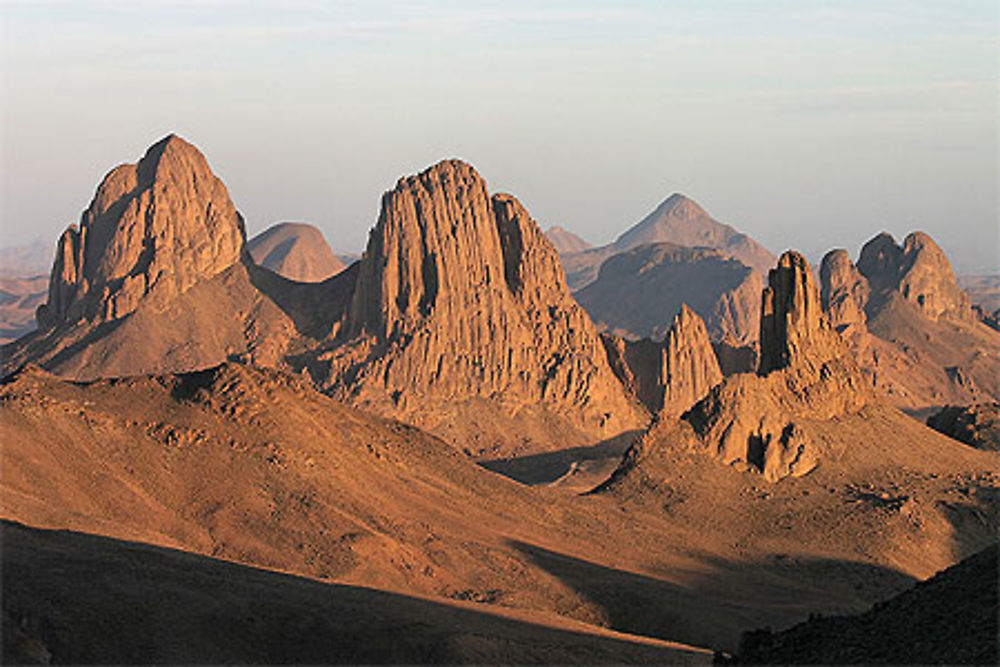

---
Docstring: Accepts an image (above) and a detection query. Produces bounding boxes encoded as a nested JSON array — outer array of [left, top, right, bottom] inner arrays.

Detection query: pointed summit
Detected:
[[326, 158, 646, 455], [600, 304, 723, 416], [611, 193, 775, 275], [661, 304, 724, 417], [37, 134, 245, 327]]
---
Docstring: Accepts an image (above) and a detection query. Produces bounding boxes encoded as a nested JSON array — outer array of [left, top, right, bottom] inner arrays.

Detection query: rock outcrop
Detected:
[[317, 160, 646, 454], [37, 135, 246, 327], [248, 222, 346, 282], [575, 243, 763, 347], [927, 403, 1000, 452], [2, 135, 350, 381], [544, 225, 593, 255], [609, 251, 870, 482], [759, 252, 845, 377], [819, 248, 869, 334], [857, 232, 972, 322], [818, 233, 1000, 411], [602, 305, 723, 416]]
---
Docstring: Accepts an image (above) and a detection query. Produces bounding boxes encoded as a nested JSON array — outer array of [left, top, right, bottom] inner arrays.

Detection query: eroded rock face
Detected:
[[680, 251, 868, 482], [324, 160, 646, 443], [820, 249, 870, 334], [857, 231, 972, 322], [601, 305, 723, 416], [759, 251, 844, 377], [661, 305, 725, 417], [817, 232, 999, 412], [37, 135, 245, 327]]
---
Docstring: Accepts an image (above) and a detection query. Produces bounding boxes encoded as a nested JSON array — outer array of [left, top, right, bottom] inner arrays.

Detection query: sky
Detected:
[[1, 0, 997, 273]]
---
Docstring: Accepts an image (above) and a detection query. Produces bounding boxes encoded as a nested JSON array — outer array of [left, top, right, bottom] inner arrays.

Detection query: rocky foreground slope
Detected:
[[2, 360, 996, 660], [737, 544, 998, 665]]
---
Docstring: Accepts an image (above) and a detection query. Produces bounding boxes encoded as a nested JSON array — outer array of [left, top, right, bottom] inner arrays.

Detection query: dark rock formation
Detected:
[[927, 403, 1000, 451]]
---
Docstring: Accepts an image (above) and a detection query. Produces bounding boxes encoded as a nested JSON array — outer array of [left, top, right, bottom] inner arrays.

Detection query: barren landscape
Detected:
[[0, 131, 996, 665], [2, 3, 998, 664]]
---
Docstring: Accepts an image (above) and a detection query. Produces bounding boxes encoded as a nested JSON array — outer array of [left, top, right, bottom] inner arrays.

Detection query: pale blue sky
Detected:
[[2, 1, 997, 272]]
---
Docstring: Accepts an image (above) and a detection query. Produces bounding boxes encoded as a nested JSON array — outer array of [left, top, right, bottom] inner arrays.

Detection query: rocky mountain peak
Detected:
[[601, 304, 723, 417], [759, 251, 839, 375], [37, 134, 245, 327], [661, 304, 724, 417], [819, 248, 870, 333], [856, 231, 970, 322], [329, 159, 646, 448]]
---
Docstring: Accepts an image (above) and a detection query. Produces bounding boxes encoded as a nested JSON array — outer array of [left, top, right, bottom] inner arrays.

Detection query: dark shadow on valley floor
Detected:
[[0, 520, 706, 665], [479, 430, 642, 486], [510, 540, 917, 653]]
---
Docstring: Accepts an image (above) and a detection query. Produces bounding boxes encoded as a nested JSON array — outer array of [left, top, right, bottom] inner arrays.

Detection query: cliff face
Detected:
[[819, 248, 869, 334], [611, 251, 871, 482], [38, 135, 246, 328], [3, 136, 352, 381], [602, 305, 723, 417], [818, 233, 1000, 411], [321, 160, 646, 452], [857, 232, 972, 322]]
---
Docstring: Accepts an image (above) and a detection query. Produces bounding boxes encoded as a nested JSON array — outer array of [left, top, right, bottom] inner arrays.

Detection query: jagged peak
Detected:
[[759, 250, 837, 375]]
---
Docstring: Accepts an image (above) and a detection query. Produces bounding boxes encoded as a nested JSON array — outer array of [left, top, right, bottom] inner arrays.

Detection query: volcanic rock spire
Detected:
[[37, 134, 246, 327], [327, 159, 646, 448]]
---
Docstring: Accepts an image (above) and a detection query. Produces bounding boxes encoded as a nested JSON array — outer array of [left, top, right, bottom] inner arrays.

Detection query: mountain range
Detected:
[[1, 134, 996, 664]]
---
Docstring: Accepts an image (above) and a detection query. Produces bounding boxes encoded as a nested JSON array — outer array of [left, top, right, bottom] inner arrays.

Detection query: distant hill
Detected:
[[574, 242, 763, 346], [0, 275, 46, 344], [545, 226, 593, 254], [0, 238, 51, 278], [248, 222, 346, 283], [559, 194, 774, 291]]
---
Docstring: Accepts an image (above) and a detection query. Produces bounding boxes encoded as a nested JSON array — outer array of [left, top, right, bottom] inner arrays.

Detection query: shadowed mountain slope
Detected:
[[1, 520, 709, 665], [737, 544, 998, 665], [575, 242, 764, 346]]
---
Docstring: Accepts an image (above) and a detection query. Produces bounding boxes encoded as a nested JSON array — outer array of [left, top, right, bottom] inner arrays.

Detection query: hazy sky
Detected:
[[2, 1, 997, 272]]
